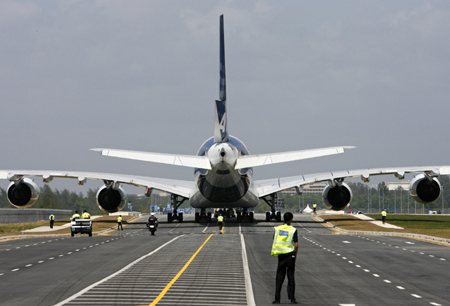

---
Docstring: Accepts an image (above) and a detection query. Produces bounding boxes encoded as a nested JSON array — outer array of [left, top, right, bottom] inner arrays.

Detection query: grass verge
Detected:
[[319, 214, 450, 239], [0, 216, 135, 237]]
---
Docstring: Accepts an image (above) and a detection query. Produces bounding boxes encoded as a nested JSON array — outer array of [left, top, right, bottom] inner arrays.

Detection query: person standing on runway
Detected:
[[271, 212, 298, 304], [49, 212, 55, 228], [117, 215, 123, 231], [381, 209, 387, 224]]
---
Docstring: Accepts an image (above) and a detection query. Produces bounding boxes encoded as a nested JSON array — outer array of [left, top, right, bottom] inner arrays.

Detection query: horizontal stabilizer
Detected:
[[235, 146, 355, 169], [91, 148, 212, 170]]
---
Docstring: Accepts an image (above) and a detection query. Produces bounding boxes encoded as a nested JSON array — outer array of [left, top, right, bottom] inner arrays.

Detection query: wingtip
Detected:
[[90, 148, 103, 153]]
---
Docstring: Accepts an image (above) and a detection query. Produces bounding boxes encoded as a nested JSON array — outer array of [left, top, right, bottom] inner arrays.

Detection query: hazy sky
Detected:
[[1, 1, 450, 194]]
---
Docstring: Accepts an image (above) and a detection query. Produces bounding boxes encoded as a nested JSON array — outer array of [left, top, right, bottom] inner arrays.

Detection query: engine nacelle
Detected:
[[7, 178, 39, 208], [322, 182, 352, 211], [409, 174, 441, 204], [96, 185, 127, 213]]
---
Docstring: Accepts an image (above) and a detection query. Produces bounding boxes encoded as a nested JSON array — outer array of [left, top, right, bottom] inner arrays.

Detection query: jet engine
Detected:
[[7, 178, 39, 208], [322, 182, 352, 211], [96, 185, 127, 213], [409, 174, 441, 204]]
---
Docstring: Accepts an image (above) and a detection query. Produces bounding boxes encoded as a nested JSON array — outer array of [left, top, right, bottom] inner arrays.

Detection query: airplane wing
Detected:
[[253, 166, 450, 197], [235, 146, 355, 169], [0, 170, 196, 198], [91, 148, 211, 170]]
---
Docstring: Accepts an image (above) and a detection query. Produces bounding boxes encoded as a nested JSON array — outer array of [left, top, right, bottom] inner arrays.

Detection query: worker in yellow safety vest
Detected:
[[217, 214, 224, 233], [82, 210, 91, 219], [49, 212, 55, 228], [117, 215, 123, 231], [381, 209, 387, 224], [313, 203, 317, 214], [72, 211, 80, 221], [271, 212, 298, 304]]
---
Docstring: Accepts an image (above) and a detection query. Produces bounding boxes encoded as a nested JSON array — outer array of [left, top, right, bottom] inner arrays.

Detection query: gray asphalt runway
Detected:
[[0, 213, 449, 305]]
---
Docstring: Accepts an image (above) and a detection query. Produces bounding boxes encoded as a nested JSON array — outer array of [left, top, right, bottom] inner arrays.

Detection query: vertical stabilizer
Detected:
[[214, 15, 229, 143]]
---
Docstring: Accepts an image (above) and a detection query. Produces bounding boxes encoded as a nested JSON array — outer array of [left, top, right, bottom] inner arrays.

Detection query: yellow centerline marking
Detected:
[[147, 234, 214, 306]]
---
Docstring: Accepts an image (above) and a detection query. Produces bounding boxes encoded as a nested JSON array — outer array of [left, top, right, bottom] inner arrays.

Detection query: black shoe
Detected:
[[272, 300, 280, 304], [290, 299, 297, 304]]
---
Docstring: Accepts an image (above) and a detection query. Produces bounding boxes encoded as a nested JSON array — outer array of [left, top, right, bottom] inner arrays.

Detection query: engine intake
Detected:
[[7, 178, 39, 208], [409, 174, 441, 204], [96, 185, 127, 213], [322, 182, 352, 211]]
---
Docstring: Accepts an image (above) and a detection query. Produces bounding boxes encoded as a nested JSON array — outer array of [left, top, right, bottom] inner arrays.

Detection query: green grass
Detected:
[[320, 214, 450, 240]]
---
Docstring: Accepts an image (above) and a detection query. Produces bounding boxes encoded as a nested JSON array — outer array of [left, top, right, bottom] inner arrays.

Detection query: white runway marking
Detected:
[[241, 234, 256, 306], [53, 236, 182, 306], [202, 223, 210, 233], [396, 286, 405, 290], [411, 294, 422, 298]]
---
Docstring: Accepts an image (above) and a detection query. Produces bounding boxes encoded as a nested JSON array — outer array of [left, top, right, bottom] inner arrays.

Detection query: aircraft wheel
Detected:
[[195, 212, 200, 223], [249, 212, 254, 223], [266, 211, 270, 222], [168, 213, 173, 223], [276, 211, 281, 222], [207, 212, 212, 223], [179, 213, 183, 223]]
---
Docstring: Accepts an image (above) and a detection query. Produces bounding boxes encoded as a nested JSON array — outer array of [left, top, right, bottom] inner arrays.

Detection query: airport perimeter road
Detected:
[[1, 213, 450, 305]]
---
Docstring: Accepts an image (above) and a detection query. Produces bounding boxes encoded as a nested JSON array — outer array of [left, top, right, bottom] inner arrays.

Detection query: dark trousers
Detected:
[[50, 220, 54, 228], [382, 216, 386, 224], [218, 222, 223, 230], [118, 222, 123, 230], [275, 252, 296, 301]]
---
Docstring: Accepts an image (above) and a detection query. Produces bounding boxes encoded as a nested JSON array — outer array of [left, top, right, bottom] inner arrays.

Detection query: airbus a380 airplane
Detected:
[[2, 15, 449, 223]]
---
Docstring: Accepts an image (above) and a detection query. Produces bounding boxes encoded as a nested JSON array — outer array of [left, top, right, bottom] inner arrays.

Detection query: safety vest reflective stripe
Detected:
[[382, 211, 387, 216], [271, 225, 296, 257], [218, 216, 223, 222], [118, 217, 122, 222]]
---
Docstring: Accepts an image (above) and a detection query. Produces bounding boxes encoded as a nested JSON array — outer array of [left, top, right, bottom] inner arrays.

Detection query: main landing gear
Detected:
[[236, 208, 254, 223], [167, 195, 187, 223], [195, 208, 212, 223], [262, 193, 282, 222]]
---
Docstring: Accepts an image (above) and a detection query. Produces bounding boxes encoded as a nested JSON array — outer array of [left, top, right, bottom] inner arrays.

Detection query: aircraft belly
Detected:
[[190, 188, 258, 209]]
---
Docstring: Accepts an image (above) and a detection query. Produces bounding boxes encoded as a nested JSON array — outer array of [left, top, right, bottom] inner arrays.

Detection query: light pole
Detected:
[[442, 185, 444, 214]]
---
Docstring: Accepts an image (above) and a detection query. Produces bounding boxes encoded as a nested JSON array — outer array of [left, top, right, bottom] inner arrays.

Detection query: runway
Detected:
[[0, 213, 449, 305]]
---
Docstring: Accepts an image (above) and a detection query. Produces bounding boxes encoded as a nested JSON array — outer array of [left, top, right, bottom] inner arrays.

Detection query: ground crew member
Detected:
[[49, 212, 55, 228], [313, 203, 317, 214], [218, 214, 224, 233], [271, 212, 298, 304], [117, 215, 123, 231], [72, 210, 80, 221], [82, 210, 91, 219], [382, 209, 387, 224]]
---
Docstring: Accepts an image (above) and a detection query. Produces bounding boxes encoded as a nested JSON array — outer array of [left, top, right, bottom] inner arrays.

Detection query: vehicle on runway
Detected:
[[71, 219, 92, 237], [1, 16, 449, 223]]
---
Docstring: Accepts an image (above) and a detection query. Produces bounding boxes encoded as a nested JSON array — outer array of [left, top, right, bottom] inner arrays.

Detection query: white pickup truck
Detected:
[[71, 219, 93, 237]]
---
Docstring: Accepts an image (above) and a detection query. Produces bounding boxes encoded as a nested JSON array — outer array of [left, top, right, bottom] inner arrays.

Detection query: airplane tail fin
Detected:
[[214, 15, 229, 143]]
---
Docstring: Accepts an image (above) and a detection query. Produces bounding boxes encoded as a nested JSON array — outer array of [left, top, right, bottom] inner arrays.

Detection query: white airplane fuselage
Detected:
[[190, 136, 259, 208]]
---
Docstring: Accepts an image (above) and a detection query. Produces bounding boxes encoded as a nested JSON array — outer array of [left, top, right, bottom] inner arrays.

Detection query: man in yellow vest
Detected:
[[72, 211, 80, 221], [217, 214, 224, 233], [313, 203, 317, 214], [382, 209, 387, 224], [117, 215, 123, 231], [271, 212, 298, 304], [49, 212, 55, 228], [82, 210, 91, 219]]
